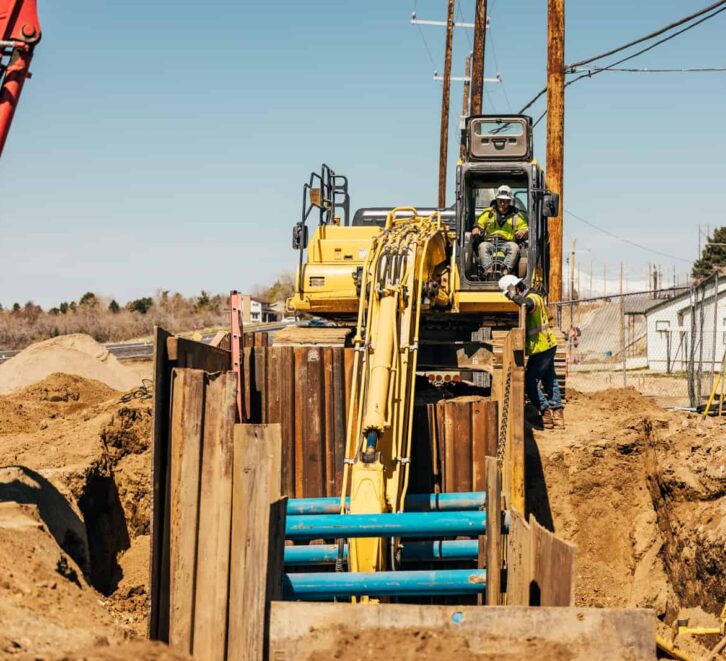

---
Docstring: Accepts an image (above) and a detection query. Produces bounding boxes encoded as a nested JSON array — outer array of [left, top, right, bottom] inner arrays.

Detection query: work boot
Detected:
[[541, 408, 554, 430], [552, 408, 565, 429]]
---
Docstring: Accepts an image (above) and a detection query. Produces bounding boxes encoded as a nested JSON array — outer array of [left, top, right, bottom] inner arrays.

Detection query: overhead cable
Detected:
[[570, 65, 726, 73], [565, 210, 693, 264], [518, 1, 726, 114]]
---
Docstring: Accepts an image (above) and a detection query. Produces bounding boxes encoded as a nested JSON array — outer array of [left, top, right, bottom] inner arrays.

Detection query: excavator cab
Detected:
[[456, 115, 558, 295]]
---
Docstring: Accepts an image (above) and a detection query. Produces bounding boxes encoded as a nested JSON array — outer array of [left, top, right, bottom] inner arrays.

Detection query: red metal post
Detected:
[[230, 290, 247, 422]]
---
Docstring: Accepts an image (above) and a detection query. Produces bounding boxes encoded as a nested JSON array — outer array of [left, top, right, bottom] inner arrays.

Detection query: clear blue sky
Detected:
[[1, 0, 724, 307]]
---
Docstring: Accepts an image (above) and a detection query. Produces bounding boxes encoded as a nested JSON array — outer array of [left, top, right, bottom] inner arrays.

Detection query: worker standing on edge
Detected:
[[499, 275, 564, 429], [472, 185, 528, 274]]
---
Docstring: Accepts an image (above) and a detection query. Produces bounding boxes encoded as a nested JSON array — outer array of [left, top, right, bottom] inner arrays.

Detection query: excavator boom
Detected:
[[0, 0, 40, 156], [341, 208, 452, 575]]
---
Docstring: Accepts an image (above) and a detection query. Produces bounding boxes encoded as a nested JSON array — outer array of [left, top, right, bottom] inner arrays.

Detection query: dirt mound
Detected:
[[0, 334, 139, 395], [0, 373, 118, 435], [530, 388, 725, 656]]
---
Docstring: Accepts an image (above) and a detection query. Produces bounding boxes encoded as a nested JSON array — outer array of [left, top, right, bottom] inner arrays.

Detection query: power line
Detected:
[[568, 0, 726, 69], [571, 65, 726, 73], [565, 209, 693, 263], [519, 1, 726, 114], [457, 0, 473, 50], [486, 8, 513, 112], [413, 0, 439, 71], [566, 4, 726, 83]]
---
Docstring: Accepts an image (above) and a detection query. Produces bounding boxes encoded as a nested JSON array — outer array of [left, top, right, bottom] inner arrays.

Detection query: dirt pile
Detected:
[[529, 387, 725, 653], [0, 334, 140, 395], [0, 373, 159, 657]]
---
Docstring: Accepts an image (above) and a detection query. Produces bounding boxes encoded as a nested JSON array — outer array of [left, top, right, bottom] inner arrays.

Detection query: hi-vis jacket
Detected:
[[525, 292, 557, 356], [476, 207, 528, 241]]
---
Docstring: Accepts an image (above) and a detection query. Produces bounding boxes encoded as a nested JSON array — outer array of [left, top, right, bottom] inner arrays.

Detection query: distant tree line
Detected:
[[0, 272, 295, 350]]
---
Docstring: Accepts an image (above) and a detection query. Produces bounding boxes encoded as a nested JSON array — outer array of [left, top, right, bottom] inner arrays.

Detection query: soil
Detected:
[[0, 334, 140, 395], [0, 352, 723, 657], [0, 371, 167, 658], [528, 387, 725, 658]]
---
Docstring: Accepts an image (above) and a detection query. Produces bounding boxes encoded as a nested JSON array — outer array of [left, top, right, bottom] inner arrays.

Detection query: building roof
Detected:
[[644, 278, 726, 317]]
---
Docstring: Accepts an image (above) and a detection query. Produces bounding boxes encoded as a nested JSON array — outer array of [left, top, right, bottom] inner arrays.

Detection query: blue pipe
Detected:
[[285, 544, 344, 565], [285, 511, 486, 540], [287, 492, 487, 516], [284, 540, 479, 566], [402, 539, 479, 561], [283, 569, 487, 600]]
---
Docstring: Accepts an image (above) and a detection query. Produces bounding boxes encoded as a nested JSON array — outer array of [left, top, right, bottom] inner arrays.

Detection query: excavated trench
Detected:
[[642, 418, 726, 618], [77, 464, 130, 595], [529, 389, 726, 629]]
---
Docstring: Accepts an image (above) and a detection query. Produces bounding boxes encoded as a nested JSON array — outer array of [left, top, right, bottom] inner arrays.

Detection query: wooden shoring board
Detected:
[[278, 347, 296, 497], [434, 397, 497, 493], [531, 515, 576, 607], [149, 328, 231, 642], [293, 348, 306, 496], [245, 345, 351, 498], [191, 372, 237, 660], [501, 328, 525, 514], [485, 457, 502, 606], [254, 344, 268, 422], [228, 423, 284, 661], [504, 509, 533, 606], [167, 336, 230, 371], [268, 603, 657, 660], [149, 326, 172, 640], [331, 348, 347, 496], [301, 346, 325, 497], [168, 368, 205, 654]]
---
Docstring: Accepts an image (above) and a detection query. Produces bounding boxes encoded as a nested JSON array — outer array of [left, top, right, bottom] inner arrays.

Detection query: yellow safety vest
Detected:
[[525, 292, 557, 356], [476, 208, 528, 241]]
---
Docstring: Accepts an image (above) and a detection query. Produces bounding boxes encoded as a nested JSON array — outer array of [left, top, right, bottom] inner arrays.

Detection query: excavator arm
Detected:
[[340, 207, 453, 575], [0, 0, 40, 157]]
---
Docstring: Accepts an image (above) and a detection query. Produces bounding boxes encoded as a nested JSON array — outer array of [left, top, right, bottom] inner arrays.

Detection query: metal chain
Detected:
[[496, 364, 512, 468]]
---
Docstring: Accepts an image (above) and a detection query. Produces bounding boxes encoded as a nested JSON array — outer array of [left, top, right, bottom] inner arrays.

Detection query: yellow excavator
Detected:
[[288, 114, 560, 581]]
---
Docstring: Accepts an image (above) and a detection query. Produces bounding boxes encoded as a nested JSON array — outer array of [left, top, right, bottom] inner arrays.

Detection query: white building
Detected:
[[241, 295, 281, 324], [645, 278, 726, 373]]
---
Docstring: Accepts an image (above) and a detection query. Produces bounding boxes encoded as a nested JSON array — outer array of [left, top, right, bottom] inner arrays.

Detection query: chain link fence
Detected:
[[554, 272, 725, 409]]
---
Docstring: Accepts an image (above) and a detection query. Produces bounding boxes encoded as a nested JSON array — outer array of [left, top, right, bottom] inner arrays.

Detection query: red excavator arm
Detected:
[[0, 0, 40, 157]]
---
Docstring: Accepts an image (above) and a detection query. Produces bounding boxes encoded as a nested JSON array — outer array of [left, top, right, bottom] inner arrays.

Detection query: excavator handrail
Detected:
[[384, 206, 439, 229]]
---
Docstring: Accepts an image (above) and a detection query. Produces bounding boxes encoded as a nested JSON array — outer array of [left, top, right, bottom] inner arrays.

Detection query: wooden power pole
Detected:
[[470, 0, 488, 115], [460, 54, 472, 160], [438, 0, 456, 209], [546, 0, 565, 301]]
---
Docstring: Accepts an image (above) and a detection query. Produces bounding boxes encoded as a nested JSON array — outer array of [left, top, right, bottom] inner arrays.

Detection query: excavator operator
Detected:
[[499, 274, 564, 430], [471, 185, 528, 275]]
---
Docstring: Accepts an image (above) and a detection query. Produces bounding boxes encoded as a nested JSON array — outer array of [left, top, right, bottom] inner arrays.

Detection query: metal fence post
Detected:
[[620, 264, 626, 387], [710, 273, 719, 396]]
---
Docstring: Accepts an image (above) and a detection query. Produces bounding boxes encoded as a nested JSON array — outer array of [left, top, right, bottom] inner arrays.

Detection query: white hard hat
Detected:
[[498, 274, 522, 293], [495, 185, 513, 201]]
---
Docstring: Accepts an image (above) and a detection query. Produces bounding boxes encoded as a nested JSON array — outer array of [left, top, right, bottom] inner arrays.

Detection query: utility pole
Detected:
[[570, 239, 576, 300], [438, 0, 456, 209], [589, 257, 593, 299], [546, 0, 565, 301], [460, 54, 472, 160], [470, 0, 488, 115], [603, 264, 607, 298]]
